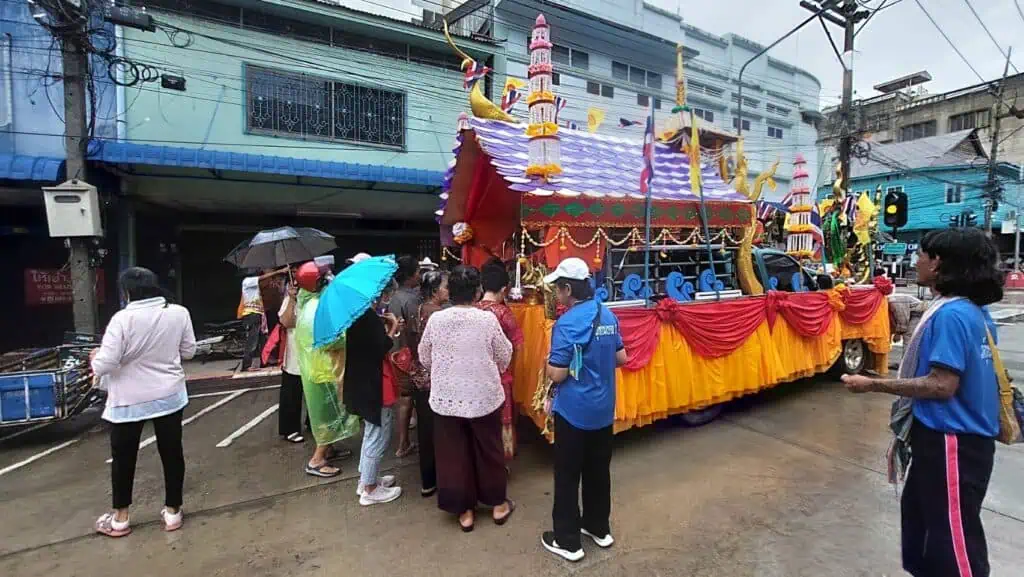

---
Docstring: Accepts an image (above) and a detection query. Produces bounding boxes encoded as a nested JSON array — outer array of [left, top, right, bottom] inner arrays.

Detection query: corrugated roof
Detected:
[[0, 153, 63, 182], [91, 141, 444, 187], [851, 129, 985, 179], [437, 117, 747, 218]]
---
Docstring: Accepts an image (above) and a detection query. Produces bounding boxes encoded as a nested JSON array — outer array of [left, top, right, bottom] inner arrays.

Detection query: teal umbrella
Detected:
[[313, 255, 397, 349]]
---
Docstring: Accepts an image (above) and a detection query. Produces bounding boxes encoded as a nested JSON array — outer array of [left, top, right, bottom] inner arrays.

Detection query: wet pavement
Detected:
[[2, 360, 1023, 575]]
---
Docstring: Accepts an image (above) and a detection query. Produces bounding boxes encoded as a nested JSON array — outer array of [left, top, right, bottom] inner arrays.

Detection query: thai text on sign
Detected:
[[24, 269, 106, 306]]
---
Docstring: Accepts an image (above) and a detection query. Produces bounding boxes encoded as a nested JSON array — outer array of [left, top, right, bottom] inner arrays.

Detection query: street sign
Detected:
[[882, 243, 908, 256]]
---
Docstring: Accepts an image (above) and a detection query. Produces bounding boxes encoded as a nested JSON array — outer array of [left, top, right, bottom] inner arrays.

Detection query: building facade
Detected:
[[815, 130, 1023, 270], [492, 0, 824, 202], [819, 72, 1024, 184]]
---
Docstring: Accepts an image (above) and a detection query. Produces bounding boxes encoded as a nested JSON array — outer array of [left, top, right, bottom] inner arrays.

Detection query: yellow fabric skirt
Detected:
[[511, 298, 890, 434]]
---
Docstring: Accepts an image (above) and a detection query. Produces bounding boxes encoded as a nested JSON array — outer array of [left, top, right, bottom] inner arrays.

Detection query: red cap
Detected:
[[295, 262, 321, 292]]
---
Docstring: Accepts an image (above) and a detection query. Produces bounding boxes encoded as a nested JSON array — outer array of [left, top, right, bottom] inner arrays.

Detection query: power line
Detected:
[[913, 0, 985, 83], [961, 0, 1019, 74]]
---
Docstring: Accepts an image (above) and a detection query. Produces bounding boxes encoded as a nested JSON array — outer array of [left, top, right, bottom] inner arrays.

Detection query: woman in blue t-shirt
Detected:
[[842, 227, 1003, 577], [540, 258, 627, 563]]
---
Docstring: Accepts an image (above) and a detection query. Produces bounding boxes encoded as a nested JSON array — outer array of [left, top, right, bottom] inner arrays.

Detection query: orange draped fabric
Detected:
[[511, 288, 890, 435]]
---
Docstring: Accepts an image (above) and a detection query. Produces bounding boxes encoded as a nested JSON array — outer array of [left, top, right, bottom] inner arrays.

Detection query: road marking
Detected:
[[0, 421, 55, 444], [105, 390, 247, 464], [216, 404, 280, 448], [0, 439, 79, 477], [189, 384, 280, 399]]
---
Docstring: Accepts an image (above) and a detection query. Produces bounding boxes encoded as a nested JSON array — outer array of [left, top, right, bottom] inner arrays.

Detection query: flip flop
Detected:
[[395, 441, 418, 458], [95, 513, 131, 538], [305, 463, 341, 478], [493, 499, 516, 526], [284, 433, 305, 444], [160, 507, 183, 532]]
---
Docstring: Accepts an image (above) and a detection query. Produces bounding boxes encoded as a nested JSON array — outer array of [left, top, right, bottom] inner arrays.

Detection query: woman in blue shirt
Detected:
[[843, 228, 1003, 577], [540, 258, 627, 562]]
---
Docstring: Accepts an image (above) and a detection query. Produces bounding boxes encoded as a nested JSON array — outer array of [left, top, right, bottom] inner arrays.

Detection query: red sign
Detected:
[[24, 269, 106, 306], [1007, 271, 1024, 290]]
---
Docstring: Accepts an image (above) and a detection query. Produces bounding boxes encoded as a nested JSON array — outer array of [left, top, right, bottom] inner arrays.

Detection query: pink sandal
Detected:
[[161, 507, 183, 532], [95, 513, 131, 538]]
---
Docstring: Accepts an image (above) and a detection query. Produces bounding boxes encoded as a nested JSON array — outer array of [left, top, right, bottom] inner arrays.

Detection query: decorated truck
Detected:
[[436, 16, 891, 433]]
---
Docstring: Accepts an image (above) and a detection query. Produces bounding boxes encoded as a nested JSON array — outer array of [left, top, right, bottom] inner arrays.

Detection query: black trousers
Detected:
[[240, 313, 262, 370], [278, 371, 304, 437], [552, 413, 613, 551], [902, 421, 995, 577], [110, 410, 185, 509], [412, 388, 436, 490]]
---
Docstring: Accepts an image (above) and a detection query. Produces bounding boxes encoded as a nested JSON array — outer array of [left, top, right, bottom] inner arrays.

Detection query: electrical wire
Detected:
[[913, 0, 985, 83], [960, 0, 1019, 74]]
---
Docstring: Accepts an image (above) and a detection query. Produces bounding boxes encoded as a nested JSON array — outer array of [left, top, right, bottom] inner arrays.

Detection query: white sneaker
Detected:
[[356, 475, 397, 496], [581, 528, 614, 548], [359, 484, 402, 506]]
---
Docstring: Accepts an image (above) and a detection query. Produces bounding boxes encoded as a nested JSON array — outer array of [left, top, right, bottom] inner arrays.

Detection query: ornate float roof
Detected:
[[438, 117, 749, 218]]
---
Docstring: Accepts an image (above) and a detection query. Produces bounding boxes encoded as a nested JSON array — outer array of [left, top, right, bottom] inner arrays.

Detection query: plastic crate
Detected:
[[0, 372, 58, 423]]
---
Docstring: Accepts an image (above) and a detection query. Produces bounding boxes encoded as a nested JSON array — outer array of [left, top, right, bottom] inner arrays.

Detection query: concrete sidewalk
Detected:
[[184, 359, 281, 384]]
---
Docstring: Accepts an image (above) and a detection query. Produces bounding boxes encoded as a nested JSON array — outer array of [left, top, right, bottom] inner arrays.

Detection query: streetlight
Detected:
[[736, 0, 841, 138]]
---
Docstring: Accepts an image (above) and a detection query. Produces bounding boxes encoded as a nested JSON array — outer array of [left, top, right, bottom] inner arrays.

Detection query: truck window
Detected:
[[762, 252, 803, 292]]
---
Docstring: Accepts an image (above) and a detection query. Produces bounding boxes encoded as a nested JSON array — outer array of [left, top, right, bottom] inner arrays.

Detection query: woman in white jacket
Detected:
[[91, 267, 196, 537]]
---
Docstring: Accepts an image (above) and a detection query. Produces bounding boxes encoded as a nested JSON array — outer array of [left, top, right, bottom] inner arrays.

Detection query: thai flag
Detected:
[[810, 203, 825, 257], [780, 189, 795, 209], [842, 194, 858, 222], [619, 117, 642, 128], [639, 112, 655, 195], [555, 96, 568, 121], [501, 87, 521, 113], [757, 200, 789, 221], [463, 61, 489, 89]]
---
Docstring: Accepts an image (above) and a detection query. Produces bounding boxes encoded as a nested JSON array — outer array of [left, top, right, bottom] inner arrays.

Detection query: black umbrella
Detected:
[[224, 226, 336, 270]]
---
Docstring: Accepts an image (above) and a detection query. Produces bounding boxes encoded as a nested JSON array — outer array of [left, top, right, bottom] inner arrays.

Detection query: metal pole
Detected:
[[1016, 163, 1022, 270], [737, 1, 840, 137], [985, 48, 1012, 236], [643, 104, 654, 306]]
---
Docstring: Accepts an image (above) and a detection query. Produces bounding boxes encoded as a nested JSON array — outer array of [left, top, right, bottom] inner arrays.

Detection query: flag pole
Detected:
[[643, 103, 654, 307], [691, 111, 719, 299]]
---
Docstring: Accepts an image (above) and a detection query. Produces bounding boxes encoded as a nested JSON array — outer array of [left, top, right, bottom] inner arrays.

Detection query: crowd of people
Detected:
[[86, 227, 1012, 573], [87, 251, 627, 562]]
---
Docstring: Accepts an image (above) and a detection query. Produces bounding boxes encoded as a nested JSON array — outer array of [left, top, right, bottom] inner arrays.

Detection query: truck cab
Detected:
[[750, 248, 823, 293]]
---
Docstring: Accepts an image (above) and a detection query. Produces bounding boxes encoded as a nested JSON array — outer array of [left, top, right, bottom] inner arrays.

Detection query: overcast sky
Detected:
[[663, 0, 1024, 107]]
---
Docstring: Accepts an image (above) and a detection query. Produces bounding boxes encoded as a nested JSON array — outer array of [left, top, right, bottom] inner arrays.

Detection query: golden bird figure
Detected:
[[444, 20, 517, 124]]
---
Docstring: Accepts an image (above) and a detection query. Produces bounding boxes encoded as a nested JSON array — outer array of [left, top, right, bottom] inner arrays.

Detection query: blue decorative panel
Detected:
[[665, 272, 695, 302], [621, 274, 652, 300]]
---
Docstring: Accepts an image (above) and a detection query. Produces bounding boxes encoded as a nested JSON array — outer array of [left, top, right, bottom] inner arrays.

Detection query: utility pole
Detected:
[[985, 48, 1013, 237], [802, 1, 869, 200]]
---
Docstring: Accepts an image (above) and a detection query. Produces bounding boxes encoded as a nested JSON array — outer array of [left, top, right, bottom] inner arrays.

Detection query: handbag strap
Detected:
[[984, 327, 1012, 396]]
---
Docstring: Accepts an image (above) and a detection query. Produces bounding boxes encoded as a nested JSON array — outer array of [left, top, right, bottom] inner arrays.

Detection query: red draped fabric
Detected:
[[765, 291, 834, 337], [613, 288, 887, 366], [839, 288, 884, 325], [616, 298, 768, 367]]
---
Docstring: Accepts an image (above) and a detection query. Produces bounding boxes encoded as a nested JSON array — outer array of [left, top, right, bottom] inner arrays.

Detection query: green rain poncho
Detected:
[[295, 288, 361, 446]]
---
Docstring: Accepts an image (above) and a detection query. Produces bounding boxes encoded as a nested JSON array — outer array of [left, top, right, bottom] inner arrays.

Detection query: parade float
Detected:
[[438, 16, 891, 434]]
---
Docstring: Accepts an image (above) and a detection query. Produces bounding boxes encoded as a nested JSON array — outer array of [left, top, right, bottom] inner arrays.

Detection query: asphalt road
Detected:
[[1, 341, 1023, 575]]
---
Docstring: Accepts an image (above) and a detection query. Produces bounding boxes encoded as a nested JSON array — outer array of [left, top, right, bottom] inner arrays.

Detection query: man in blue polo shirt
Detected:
[[843, 227, 1003, 577], [540, 258, 627, 562]]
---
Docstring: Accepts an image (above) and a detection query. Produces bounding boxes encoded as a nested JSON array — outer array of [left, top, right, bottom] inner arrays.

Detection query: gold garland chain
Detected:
[[520, 226, 742, 252]]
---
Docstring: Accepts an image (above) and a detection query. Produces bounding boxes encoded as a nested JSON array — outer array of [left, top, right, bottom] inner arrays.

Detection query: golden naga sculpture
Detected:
[[443, 20, 517, 123], [734, 142, 780, 296]]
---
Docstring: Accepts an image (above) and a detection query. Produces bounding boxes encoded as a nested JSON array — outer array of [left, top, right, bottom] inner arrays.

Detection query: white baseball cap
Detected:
[[418, 257, 438, 270], [543, 257, 591, 284], [346, 252, 371, 264]]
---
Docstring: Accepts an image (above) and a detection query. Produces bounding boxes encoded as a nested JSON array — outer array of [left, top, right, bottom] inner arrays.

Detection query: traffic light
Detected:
[[883, 189, 908, 228]]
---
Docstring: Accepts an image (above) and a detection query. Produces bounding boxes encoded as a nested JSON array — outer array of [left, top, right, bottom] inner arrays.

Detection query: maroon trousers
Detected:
[[433, 408, 507, 514]]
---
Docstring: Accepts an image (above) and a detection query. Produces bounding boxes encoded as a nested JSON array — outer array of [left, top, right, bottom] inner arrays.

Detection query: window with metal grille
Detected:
[[600, 84, 614, 98], [694, 108, 714, 123], [637, 94, 649, 107], [732, 117, 751, 131], [948, 110, 990, 132], [586, 81, 600, 95], [766, 103, 790, 117], [767, 126, 784, 139], [246, 65, 405, 148], [612, 62, 629, 81]]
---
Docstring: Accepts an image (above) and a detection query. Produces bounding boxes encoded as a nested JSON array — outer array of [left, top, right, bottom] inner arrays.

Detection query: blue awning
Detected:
[[89, 140, 445, 187], [0, 153, 63, 182]]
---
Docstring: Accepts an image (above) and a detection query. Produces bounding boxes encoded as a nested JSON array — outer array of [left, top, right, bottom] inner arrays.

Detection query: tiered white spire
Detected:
[[785, 154, 815, 259], [525, 14, 561, 179]]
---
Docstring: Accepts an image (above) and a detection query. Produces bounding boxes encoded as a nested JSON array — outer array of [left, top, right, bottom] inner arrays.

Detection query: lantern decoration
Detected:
[[525, 14, 562, 179], [452, 222, 473, 245]]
